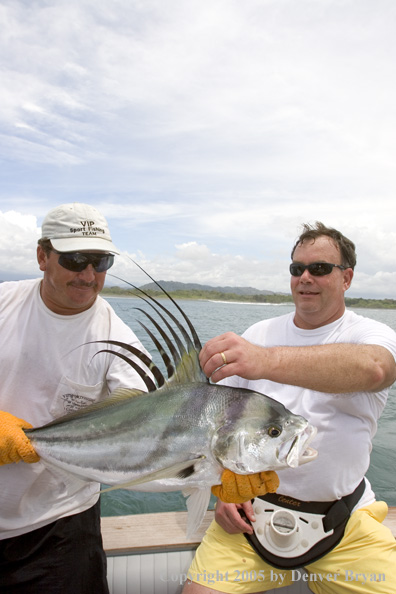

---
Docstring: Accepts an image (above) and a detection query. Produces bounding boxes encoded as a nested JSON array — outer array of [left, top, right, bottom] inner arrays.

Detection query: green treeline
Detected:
[[344, 298, 396, 309], [102, 286, 396, 309]]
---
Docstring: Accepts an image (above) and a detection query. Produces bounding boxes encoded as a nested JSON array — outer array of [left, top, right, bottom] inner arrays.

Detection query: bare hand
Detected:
[[214, 500, 255, 535], [199, 332, 265, 383]]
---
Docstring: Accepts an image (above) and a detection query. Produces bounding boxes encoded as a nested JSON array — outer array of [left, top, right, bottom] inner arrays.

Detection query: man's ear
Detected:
[[343, 267, 354, 292], [37, 245, 48, 272]]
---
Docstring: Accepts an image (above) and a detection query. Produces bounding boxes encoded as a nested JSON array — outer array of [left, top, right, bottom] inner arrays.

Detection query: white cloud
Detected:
[[175, 242, 212, 261], [0, 211, 40, 278], [0, 1, 395, 300], [2, 0, 395, 171], [0, 208, 394, 299]]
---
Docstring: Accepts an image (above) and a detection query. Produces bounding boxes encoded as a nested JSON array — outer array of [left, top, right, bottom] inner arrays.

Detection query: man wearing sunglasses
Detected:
[[0, 203, 149, 593], [185, 222, 396, 594]]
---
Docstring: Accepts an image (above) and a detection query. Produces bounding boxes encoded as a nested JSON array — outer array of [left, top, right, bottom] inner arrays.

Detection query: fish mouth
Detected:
[[278, 424, 318, 468]]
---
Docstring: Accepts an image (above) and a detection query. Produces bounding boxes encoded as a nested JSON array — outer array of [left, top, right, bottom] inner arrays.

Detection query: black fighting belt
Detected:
[[241, 479, 365, 569]]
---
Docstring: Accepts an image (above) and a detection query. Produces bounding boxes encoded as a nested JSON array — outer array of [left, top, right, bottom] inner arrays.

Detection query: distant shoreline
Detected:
[[102, 287, 396, 310]]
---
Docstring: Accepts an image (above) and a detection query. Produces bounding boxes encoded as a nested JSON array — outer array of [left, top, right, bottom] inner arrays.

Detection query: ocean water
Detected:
[[101, 297, 396, 515]]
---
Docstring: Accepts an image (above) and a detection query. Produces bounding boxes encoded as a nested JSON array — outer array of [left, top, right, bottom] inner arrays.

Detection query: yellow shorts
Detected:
[[186, 502, 396, 593]]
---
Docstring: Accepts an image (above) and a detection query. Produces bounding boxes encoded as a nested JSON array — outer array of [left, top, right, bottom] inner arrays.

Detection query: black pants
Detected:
[[0, 501, 109, 594]]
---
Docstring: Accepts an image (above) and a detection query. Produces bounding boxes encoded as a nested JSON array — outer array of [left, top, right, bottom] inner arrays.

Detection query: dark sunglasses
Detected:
[[52, 250, 114, 273], [290, 262, 347, 277]]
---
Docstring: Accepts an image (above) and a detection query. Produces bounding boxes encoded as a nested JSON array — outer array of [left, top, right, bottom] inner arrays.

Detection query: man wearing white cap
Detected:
[[0, 203, 148, 593]]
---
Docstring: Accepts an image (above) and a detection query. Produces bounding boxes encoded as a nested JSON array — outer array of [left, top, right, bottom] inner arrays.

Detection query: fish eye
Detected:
[[268, 425, 282, 438]]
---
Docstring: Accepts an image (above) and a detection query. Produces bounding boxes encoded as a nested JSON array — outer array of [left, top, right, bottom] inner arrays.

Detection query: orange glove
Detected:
[[211, 469, 279, 504], [0, 411, 40, 466]]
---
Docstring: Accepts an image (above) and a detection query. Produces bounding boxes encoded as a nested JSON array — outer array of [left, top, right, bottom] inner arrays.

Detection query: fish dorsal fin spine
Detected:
[[165, 350, 206, 386], [94, 266, 209, 389]]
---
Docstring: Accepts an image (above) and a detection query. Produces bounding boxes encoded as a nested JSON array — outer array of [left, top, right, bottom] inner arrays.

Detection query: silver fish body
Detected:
[[25, 265, 317, 534], [27, 382, 316, 491]]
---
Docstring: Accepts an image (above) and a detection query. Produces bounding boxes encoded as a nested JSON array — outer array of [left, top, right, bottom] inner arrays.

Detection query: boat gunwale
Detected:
[[102, 507, 396, 557]]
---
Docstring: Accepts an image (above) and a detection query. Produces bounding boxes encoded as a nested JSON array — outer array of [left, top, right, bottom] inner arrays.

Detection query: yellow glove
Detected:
[[211, 469, 279, 504], [0, 411, 40, 466]]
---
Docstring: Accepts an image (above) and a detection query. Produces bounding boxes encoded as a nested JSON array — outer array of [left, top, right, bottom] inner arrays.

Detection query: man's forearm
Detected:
[[200, 332, 396, 393], [261, 343, 396, 393]]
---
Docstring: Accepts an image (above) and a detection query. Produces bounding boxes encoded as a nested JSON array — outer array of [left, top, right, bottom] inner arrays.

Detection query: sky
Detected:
[[1, 0, 395, 298]]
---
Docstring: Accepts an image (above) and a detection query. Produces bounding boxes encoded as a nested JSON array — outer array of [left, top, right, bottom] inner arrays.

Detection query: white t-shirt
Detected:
[[0, 279, 148, 539], [222, 310, 396, 506]]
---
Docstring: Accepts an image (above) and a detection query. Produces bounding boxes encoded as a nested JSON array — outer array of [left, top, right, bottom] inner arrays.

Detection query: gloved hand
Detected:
[[0, 411, 40, 465], [212, 469, 279, 504]]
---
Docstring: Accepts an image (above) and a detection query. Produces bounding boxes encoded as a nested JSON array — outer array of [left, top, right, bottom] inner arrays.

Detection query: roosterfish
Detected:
[[25, 266, 317, 536]]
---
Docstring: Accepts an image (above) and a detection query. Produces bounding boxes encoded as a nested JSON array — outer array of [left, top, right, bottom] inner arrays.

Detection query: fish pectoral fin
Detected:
[[100, 456, 206, 494], [182, 488, 212, 539]]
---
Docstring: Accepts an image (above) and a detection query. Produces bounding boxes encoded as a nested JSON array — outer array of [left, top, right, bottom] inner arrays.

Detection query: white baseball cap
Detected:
[[41, 203, 120, 254]]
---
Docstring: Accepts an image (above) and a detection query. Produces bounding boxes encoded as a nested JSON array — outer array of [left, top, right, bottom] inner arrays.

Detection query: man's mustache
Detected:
[[67, 281, 98, 288]]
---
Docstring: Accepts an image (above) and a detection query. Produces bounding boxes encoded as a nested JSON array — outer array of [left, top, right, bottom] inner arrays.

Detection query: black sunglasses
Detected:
[[52, 250, 114, 273], [290, 262, 347, 277]]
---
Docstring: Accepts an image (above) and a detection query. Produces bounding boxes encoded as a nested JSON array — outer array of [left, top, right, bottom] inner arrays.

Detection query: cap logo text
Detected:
[[69, 219, 105, 236]]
